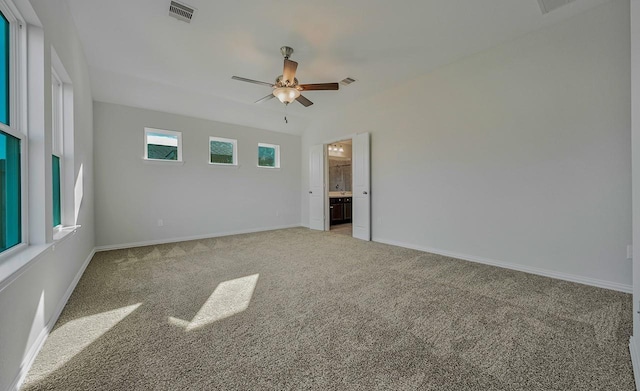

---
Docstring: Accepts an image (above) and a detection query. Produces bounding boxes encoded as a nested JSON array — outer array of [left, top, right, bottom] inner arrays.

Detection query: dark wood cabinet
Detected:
[[344, 199, 352, 220], [331, 203, 343, 221], [330, 197, 352, 226]]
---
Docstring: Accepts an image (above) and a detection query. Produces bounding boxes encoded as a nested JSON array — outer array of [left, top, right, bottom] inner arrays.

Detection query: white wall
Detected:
[[630, 0, 640, 385], [0, 0, 95, 390], [94, 102, 301, 248], [302, 0, 632, 289]]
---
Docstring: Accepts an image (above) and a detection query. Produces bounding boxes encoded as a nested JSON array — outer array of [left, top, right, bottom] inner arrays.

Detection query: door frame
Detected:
[[321, 133, 358, 232], [308, 144, 326, 231]]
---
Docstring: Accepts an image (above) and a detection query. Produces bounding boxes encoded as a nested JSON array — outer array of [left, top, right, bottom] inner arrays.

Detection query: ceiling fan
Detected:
[[232, 46, 339, 107]]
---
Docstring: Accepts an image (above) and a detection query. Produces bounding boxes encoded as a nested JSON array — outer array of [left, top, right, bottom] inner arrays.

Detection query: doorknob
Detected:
[[363, 191, 368, 195]]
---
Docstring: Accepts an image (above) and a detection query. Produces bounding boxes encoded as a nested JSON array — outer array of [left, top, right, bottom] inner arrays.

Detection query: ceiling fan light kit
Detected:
[[232, 46, 340, 108], [273, 86, 300, 105]]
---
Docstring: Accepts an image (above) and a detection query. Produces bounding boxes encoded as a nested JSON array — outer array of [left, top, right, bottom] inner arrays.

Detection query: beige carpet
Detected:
[[23, 228, 634, 390], [330, 223, 352, 236]]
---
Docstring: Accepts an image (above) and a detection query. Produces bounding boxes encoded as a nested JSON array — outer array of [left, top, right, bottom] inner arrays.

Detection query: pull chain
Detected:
[[284, 103, 289, 124]]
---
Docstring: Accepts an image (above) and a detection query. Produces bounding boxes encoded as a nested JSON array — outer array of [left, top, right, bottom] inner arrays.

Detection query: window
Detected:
[[0, 11, 8, 126], [52, 155, 60, 226], [144, 128, 182, 162], [51, 47, 75, 233], [51, 71, 62, 227], [0, 4, 24, 255], [257, 143, 280, 168], [209, 136, 237, 165], [0, 130, 20, 252]]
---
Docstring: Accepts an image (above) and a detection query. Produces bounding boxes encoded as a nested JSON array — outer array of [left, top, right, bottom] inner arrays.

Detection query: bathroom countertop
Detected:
[[329, 192, 352, 198]]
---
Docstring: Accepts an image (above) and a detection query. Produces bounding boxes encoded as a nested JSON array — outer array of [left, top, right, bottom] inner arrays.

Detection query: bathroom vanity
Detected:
[[329, 192, 352, 226]]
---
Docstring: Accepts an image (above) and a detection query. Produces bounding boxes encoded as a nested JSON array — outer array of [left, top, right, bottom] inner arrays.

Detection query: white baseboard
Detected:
[[630, 337, 640, 391], [8, 248, 96, 391], [95, 224, 303, 252], [373, 237, 633, 293]]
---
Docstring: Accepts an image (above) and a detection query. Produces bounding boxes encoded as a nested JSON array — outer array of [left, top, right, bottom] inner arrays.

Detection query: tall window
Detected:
[[257, 143, 280, 168], [0, 6, 23, 254], [0, 131, 20, 252], [0, 11, 8, 126], [52, 71, 62, 227], [144, 127, 182, 162]]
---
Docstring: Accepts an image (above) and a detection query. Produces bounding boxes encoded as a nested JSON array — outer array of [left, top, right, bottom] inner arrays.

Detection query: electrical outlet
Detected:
[[157, 219, 164, 227], [627, 245, 633, 260]]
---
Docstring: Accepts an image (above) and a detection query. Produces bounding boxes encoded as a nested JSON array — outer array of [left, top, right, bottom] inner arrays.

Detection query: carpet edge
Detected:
[[373, 237, 632, 293], [94, 224, 303, 252]]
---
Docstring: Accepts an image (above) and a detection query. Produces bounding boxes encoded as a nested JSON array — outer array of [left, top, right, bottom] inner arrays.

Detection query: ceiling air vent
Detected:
[[169, 1, 195, 23], [340, 77, 356, 86], [537, 0, 576, 15]]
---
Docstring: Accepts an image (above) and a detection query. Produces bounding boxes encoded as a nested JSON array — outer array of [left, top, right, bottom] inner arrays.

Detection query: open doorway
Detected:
[[308, 132, 369, 240], [326, 139, 352, 236]]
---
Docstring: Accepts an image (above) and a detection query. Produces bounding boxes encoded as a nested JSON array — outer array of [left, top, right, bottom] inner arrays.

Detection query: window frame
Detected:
[[257, 142, 280, 169], [208, 136, 237, 166], [144, 127, 183, 162], [51, 69, 63, 229], [0, 0, 26, 259]]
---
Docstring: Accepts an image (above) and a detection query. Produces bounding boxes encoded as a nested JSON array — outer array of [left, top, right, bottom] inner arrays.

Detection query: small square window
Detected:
[[258, 143, 280, 168], [209, 136, 237, 165], [144, 128, 182, 162]]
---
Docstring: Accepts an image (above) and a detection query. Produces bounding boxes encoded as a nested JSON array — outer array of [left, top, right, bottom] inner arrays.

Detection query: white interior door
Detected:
[[309, 144, 325, 231], [352, 132, 371, 240]]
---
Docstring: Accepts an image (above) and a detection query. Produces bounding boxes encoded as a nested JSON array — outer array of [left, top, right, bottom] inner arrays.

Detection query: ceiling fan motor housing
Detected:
[[275, 75, 299, 88]]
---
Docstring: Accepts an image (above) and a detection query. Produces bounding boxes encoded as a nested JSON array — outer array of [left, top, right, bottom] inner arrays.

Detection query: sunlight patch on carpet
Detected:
[[27, 303, 142, 382], [169, 274, 259, 331]]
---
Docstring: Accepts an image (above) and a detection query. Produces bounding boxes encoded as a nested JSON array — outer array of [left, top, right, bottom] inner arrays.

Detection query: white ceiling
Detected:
[[64, 0, 612, 135]]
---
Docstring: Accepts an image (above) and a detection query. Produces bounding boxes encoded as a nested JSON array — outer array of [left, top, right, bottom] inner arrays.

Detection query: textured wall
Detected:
[[302, 0, 632, 288], [94, 102, 302, 247]]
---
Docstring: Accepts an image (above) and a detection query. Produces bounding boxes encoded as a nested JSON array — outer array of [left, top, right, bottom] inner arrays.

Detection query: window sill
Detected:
[[209, 162, 240, 168], [53, 225, 81, 241], [0, 225, 82, 293], [257, 166, 280, 170], [142, 158, 185, 166]]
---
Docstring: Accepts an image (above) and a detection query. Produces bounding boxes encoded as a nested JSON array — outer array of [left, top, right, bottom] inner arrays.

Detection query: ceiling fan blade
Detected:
[[254, 94, 275, 104], [296, 95, 313, 107], [283, 59, 298, 85], [232, 76, 274, 87], [298, 83, 339, 91]]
